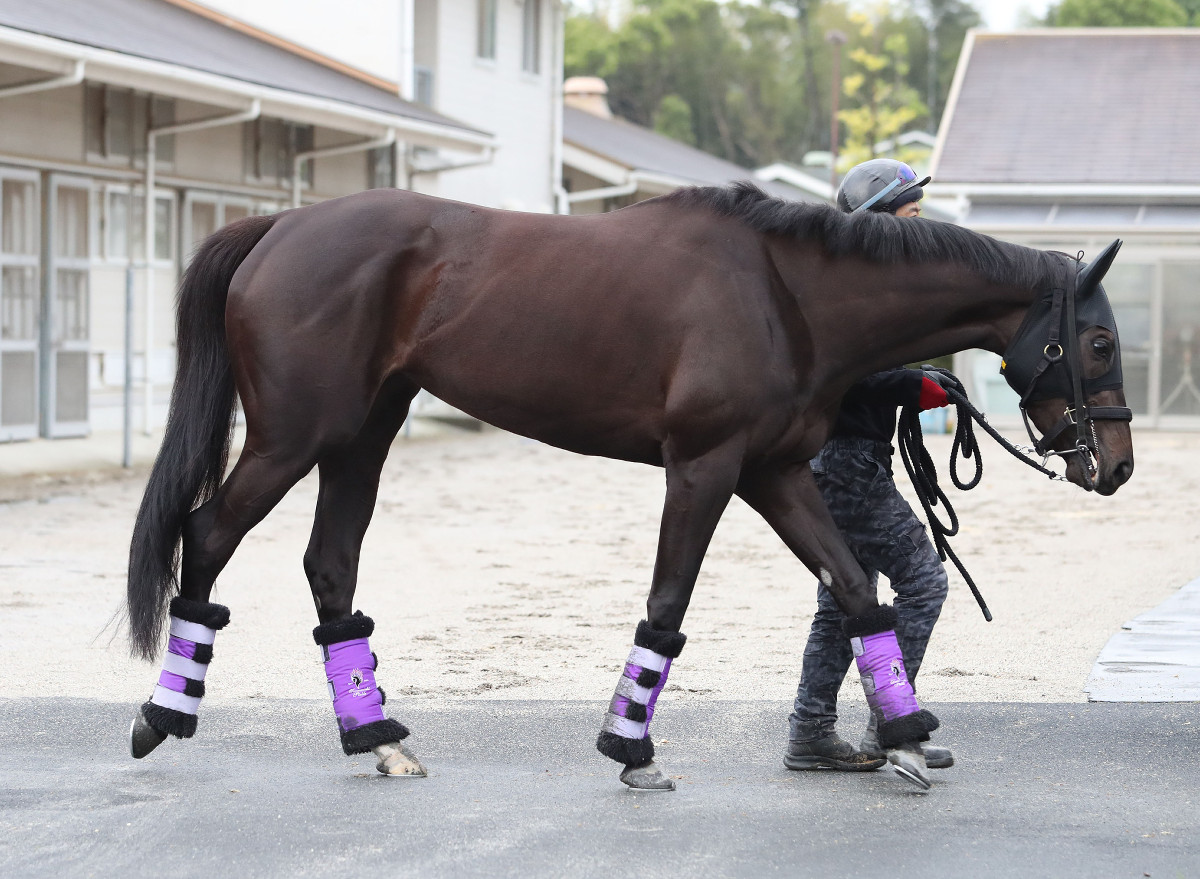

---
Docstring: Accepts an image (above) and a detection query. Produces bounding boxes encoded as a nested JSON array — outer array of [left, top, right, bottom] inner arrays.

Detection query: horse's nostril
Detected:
[[1113, 460, 1134, 486]]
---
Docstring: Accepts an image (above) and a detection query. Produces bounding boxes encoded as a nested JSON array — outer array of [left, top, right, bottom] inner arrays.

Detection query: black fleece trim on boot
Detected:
[[633, 620, 687, 658], [141, 701, 198, 739], [169, 597, 231, 630], [877, 709, 940, 749], [338, 717, 409, 755], [842, 604, 899, 640], [596, 730, 655, 767], [313, 610, 375, 646], [635, 668, 662, 688]]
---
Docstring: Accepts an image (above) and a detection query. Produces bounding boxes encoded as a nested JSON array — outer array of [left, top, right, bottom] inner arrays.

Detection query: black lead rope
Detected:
[[896, 369, 1070, 623]]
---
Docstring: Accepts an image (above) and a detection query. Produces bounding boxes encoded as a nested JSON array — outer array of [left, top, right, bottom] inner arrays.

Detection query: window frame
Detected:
[[476, 0, 498, 62]]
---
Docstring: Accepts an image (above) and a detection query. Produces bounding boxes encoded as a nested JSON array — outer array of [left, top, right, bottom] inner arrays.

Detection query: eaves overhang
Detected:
[[0, 24, 496, 154]]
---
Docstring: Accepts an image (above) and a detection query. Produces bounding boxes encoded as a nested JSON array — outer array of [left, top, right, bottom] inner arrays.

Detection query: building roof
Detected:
[[0, 0, 484, 136], [933, 30, 1200, 188], [564, 105, 816, 201]]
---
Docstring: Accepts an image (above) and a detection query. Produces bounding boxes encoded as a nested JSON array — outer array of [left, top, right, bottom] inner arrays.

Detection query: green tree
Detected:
[[836, 10, 927, 170], [563, 0, 986, 168], [652, 93, 697, 144], [1045, 0, 1188, 26]]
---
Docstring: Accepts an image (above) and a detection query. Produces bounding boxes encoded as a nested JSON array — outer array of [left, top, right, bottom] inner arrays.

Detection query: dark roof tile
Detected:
[[936, 32, 1200, 186]]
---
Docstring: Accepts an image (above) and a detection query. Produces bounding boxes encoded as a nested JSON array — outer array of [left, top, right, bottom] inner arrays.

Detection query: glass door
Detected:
[[1160, 262, 1200, 423], [45, 175, 91, 438], [0, 170, 40, 441]]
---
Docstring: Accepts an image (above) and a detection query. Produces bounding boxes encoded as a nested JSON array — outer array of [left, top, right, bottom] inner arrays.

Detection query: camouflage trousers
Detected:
[[789, 437, 949, 743]]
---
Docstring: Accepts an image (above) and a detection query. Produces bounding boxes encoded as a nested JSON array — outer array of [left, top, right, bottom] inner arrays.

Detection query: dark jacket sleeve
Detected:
[[842, 368, 924, 410]]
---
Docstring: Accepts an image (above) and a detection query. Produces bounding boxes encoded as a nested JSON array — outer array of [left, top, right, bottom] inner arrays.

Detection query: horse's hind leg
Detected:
[[737, 461, 937, 791], [304, 379, 425, 776], [132, 441, 323, 758], [597, 440, 744, 791]]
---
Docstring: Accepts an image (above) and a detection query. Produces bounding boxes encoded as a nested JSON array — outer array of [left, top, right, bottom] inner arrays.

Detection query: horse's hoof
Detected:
[[373, 741, 427, 777], [619, 760, 675, 791], [129, 708, 167, 759], [887, 746, 931, 792]]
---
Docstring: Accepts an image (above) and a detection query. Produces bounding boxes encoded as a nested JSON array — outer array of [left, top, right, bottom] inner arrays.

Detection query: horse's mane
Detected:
[[661, 181, 1061, 289]]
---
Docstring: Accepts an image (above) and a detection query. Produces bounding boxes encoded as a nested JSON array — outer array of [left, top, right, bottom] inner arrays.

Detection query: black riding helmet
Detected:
[[836, 158, 931, 214]]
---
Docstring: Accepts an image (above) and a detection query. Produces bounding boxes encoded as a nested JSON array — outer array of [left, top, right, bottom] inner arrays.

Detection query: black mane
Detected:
[[662, 181, 1061, 290]]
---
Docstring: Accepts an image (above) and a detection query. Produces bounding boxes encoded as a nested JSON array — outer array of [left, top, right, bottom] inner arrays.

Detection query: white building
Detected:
[[198, 0, 566, 212], [934, 29, 1200, 429], [0, 0, 499, 441]]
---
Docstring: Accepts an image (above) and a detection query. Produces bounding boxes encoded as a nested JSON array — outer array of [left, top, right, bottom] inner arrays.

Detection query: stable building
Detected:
[[933, 29, 1200, 428], [561, 76, 813, 212], [0, 0, 494, 442]]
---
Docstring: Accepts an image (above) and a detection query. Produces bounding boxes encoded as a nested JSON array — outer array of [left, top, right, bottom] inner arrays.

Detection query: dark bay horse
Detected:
[[126, 182, 1133, 791]]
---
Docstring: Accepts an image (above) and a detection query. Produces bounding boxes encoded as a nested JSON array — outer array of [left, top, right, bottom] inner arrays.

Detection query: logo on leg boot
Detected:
[[348, 668, 370, 698], [889, 659, 906, 686]]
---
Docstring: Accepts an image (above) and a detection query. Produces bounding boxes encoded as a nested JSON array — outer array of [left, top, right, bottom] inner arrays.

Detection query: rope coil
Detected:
[[897, 368, 1069, 623]]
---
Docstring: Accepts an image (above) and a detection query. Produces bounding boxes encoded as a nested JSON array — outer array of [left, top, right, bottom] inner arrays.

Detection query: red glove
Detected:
[[918, 375, 949, 410]]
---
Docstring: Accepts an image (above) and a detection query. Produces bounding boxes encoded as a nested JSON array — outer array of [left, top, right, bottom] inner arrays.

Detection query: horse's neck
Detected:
[[808, 258, 1036, 393]]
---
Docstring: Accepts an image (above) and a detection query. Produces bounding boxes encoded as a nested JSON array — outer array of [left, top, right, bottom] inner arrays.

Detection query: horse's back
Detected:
[[224, 188, 796, 461]]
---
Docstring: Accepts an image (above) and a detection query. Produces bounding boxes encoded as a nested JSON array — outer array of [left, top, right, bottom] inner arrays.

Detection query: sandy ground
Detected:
[[1, 423, 1197, 716]]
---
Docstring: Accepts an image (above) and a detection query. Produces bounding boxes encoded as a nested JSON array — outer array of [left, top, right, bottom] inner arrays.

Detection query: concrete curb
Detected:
[[1086, 576, 1200, 701]]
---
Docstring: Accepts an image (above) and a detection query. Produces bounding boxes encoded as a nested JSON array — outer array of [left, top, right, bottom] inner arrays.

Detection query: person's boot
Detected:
[[861, 712, 954, 769], [784, 732, 886, 772]]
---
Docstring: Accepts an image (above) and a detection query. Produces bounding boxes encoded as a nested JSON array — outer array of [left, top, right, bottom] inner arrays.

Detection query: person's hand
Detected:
[[918, 369, 955, 410], [922, 367, 964, 395]]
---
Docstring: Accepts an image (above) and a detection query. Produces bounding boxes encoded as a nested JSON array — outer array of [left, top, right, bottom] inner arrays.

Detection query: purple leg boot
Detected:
[[314, 611, 423, 776], [844, 605, 939, 791]]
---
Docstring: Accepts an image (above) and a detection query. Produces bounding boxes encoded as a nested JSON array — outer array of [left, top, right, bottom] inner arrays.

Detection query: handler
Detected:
[[784, 158, 956, 772]]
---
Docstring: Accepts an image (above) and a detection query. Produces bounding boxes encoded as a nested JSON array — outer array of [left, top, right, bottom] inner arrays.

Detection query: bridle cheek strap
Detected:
[[1013, 254, 1132, 475]]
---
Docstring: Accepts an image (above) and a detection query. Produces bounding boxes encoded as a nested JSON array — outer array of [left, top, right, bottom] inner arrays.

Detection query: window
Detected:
[[414, 66, 435, 107], [522, 0, 541, 74], [101, 186, 175, 264], [0, 178, 38, 343], [183, 195, 254, 263], [477, 0, 497, 60], [367, 147, 395, 190], [85, 84, 175, 165], [243, 118, 314, 186]]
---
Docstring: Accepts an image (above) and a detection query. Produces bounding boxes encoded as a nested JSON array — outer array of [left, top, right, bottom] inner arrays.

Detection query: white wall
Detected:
[[197, 0, 402, 84], [422, 0, 555, 212], [194, 0, 559, 212]]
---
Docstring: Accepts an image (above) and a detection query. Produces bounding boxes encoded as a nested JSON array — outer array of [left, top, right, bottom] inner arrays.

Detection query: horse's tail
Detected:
[[127, 214, 278, 660]]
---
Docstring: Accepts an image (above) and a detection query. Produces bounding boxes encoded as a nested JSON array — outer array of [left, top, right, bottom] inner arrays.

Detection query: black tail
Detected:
[[127, 214, 278, 660]]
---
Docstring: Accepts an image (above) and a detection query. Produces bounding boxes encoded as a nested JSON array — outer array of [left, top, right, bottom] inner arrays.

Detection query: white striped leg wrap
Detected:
[[149, 616, 217, 716], [600, 645, 672, 740]]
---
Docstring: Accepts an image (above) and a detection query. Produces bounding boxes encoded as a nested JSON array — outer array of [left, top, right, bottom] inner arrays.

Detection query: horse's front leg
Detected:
[[737, 460, 938, 791], [597, 441, 743, 791], [305, 384, 425, 777]]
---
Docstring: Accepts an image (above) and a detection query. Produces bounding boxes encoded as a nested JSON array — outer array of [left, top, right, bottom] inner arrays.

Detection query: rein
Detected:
[[897, 371, 1080, 623]]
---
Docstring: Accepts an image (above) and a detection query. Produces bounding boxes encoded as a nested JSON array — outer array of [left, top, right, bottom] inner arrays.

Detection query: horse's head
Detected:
[[1002, 240, 1135, 496]]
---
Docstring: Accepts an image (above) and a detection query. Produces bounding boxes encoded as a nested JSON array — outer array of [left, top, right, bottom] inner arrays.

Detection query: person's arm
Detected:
[[844, 369, 929, 409]]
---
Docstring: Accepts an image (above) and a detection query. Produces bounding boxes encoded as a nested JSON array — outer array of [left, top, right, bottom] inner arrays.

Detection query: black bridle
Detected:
[[1000, 249, 1133, 491]]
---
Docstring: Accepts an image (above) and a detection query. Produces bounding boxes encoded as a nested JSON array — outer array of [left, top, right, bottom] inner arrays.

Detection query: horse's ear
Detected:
[[1078, 239, 1122, 297]]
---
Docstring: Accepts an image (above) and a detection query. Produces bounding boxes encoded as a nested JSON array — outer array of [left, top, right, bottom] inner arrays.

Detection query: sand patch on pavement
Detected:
[[1, 426, 1196, 713]]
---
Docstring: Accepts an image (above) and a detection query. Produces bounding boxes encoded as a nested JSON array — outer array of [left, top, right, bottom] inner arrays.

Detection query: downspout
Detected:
[[406, 143, 496, 180], [565, 180, 638, 206], [143, 99, 260, 434], [550, 1, 568, 214], [292, 128, 396, 208], [0, 58, 84, 99], [398, 0, 415, 102]]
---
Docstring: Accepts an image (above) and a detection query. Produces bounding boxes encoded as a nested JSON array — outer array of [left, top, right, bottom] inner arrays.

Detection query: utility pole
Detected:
[[826, 29, 847, 195]]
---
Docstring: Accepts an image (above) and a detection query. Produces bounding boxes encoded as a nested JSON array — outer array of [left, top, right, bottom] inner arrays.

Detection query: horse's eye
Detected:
[[1092, 338, 1112, 359]]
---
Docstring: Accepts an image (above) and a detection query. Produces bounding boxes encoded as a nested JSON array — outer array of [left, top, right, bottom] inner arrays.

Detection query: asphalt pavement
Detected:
[[1, 699, 1197, 878]]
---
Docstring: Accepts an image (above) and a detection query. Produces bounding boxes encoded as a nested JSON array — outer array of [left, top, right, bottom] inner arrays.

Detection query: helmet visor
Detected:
[[855, 163, 924, 213]]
